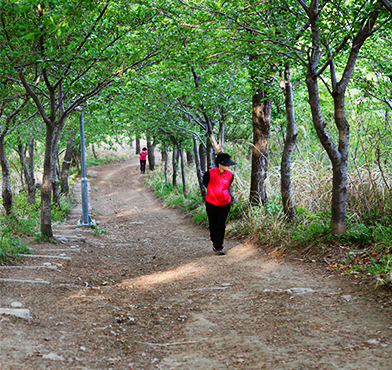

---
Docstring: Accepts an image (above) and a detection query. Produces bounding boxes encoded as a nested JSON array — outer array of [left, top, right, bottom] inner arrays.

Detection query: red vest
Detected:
[[205, 167, 233, 206]]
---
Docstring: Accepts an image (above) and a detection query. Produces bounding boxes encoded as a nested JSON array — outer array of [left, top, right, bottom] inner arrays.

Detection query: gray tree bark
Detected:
[[193, 136, 206, 198], [16, 141, 36, 204], [186, 150, 194, 165], [206, 139, 214, 169], [199, 143, 206, 173], [0, 134, 12, 215], [303, 1, 379, 234], [161, 146, 169, 184], [52, 147, 61, 209], [147, 140, 156, 171], [61, 133, 75, 195], [178, 143, 187, 199], [172, 145, 178, 191], [281, 63, 297, 218], [249, 88, 272, 206]]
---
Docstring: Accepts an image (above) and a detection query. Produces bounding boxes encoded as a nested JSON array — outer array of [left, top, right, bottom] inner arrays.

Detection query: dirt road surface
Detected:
[[1, 157, 392, 369]]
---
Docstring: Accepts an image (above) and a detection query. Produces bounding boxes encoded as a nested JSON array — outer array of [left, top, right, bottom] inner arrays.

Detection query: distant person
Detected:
[[139, 147, 148, 174], [203, 152, 237, 255]]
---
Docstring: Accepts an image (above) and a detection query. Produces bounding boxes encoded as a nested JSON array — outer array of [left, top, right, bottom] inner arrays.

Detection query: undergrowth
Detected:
[[146, 156, 392, 288], [0, 190, 75, 264]]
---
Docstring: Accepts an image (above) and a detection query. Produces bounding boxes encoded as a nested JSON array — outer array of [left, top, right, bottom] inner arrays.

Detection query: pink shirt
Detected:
[[205, 167, 233, 206], [140, 151, 147, 161]]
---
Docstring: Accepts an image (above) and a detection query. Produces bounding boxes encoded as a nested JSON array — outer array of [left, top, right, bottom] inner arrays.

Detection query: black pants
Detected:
[[206, 201, 231, 250], [140, 160, 146, 173]]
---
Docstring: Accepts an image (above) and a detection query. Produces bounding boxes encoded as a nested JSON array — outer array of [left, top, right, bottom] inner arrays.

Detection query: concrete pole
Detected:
[[78, 111, 92, 226]]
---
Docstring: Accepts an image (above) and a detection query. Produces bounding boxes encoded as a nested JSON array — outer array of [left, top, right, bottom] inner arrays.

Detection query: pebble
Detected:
[[11, 302, 23, 308], [42, 352, 65, 361]]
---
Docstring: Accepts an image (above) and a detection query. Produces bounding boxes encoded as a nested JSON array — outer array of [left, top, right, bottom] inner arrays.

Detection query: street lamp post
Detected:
[[78, 110, 95, 226]]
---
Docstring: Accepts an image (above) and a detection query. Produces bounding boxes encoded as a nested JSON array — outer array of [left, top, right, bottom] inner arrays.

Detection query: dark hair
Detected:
[[214, 152, 238, 167], [142, 147, 147, 151]]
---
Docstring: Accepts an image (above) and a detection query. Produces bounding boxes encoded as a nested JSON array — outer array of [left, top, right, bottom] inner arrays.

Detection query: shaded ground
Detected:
[[1, 156, 392, 370]]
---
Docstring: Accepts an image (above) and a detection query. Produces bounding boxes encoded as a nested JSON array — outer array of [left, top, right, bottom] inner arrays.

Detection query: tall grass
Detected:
[[0, 190, 75, 264], [145, 144, 392, 285]]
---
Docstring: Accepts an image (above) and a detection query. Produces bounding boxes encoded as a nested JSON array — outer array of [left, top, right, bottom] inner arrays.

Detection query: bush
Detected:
[[347, 223, 373, 245], [367, 254, 392, 287], [0, 231, 30, 264]]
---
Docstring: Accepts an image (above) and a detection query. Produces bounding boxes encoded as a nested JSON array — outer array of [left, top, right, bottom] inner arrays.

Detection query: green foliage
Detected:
[[263, 195, 282, 216], [373, 223, 392, 249], [33, 233, 58, 244], [0, 212, 38, 237], [192, 206, 208, 225], [51, 198, 74, 222], [90, 225, 108, 236], [347, 224, 373, 245], [0, 230, 30, 264], [11, 193, 40, 235], [152, 181, 175, 199], [367, 254, 392, 287], [166, 194, 186, 208], [0, 190, 74, 249], [291, 220, 332, 245], [227, 202, 248, 222]]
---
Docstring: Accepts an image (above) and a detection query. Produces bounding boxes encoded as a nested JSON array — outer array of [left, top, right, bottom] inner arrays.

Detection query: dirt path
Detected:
[[1, 157, 392, 370]]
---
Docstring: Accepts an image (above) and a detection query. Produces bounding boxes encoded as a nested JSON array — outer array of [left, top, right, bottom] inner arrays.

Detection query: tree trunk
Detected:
[[218, 115, 226, 153], [41, 124, 61, 238], [281, 63, 297, 219], [161, 146, 169, 184], [16, 142, 36, 204], [91, 143, 97, 159], [186, 150, 194, 165], [206, 139, 214, 169], [199, 143, 206, 173], [172, 146, 178, 191], [28, 135, 36, 190], [303, 1, 379, 234], [147, 140, 156, 171], [178, 143, 187, 199], [193, 136, 206, 198], [52, 147, 61, 209], [250, 88, 272, 206], [72, 144, 81, 175], [331, 88, 350, 235], [0, 135, 13, 215], [305, 75, 349, 234], [135, 138, 140, 155], [61, 133, 75, 195]]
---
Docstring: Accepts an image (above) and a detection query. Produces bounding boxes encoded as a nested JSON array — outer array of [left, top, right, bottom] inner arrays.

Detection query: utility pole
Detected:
[[77, 110, 95, 226]]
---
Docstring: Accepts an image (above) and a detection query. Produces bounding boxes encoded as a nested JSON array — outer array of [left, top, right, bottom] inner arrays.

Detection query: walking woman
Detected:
[[139, 147, 148, 174], [203, 152, 237, 255]]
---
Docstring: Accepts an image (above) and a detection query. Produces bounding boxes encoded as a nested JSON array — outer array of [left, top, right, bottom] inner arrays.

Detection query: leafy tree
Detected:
[[0, 0, 164, 237]]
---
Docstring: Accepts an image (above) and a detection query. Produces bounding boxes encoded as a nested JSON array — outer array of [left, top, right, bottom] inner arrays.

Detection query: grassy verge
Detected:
[[0, 191, 75, 265], [145, 162, 392, 289]]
